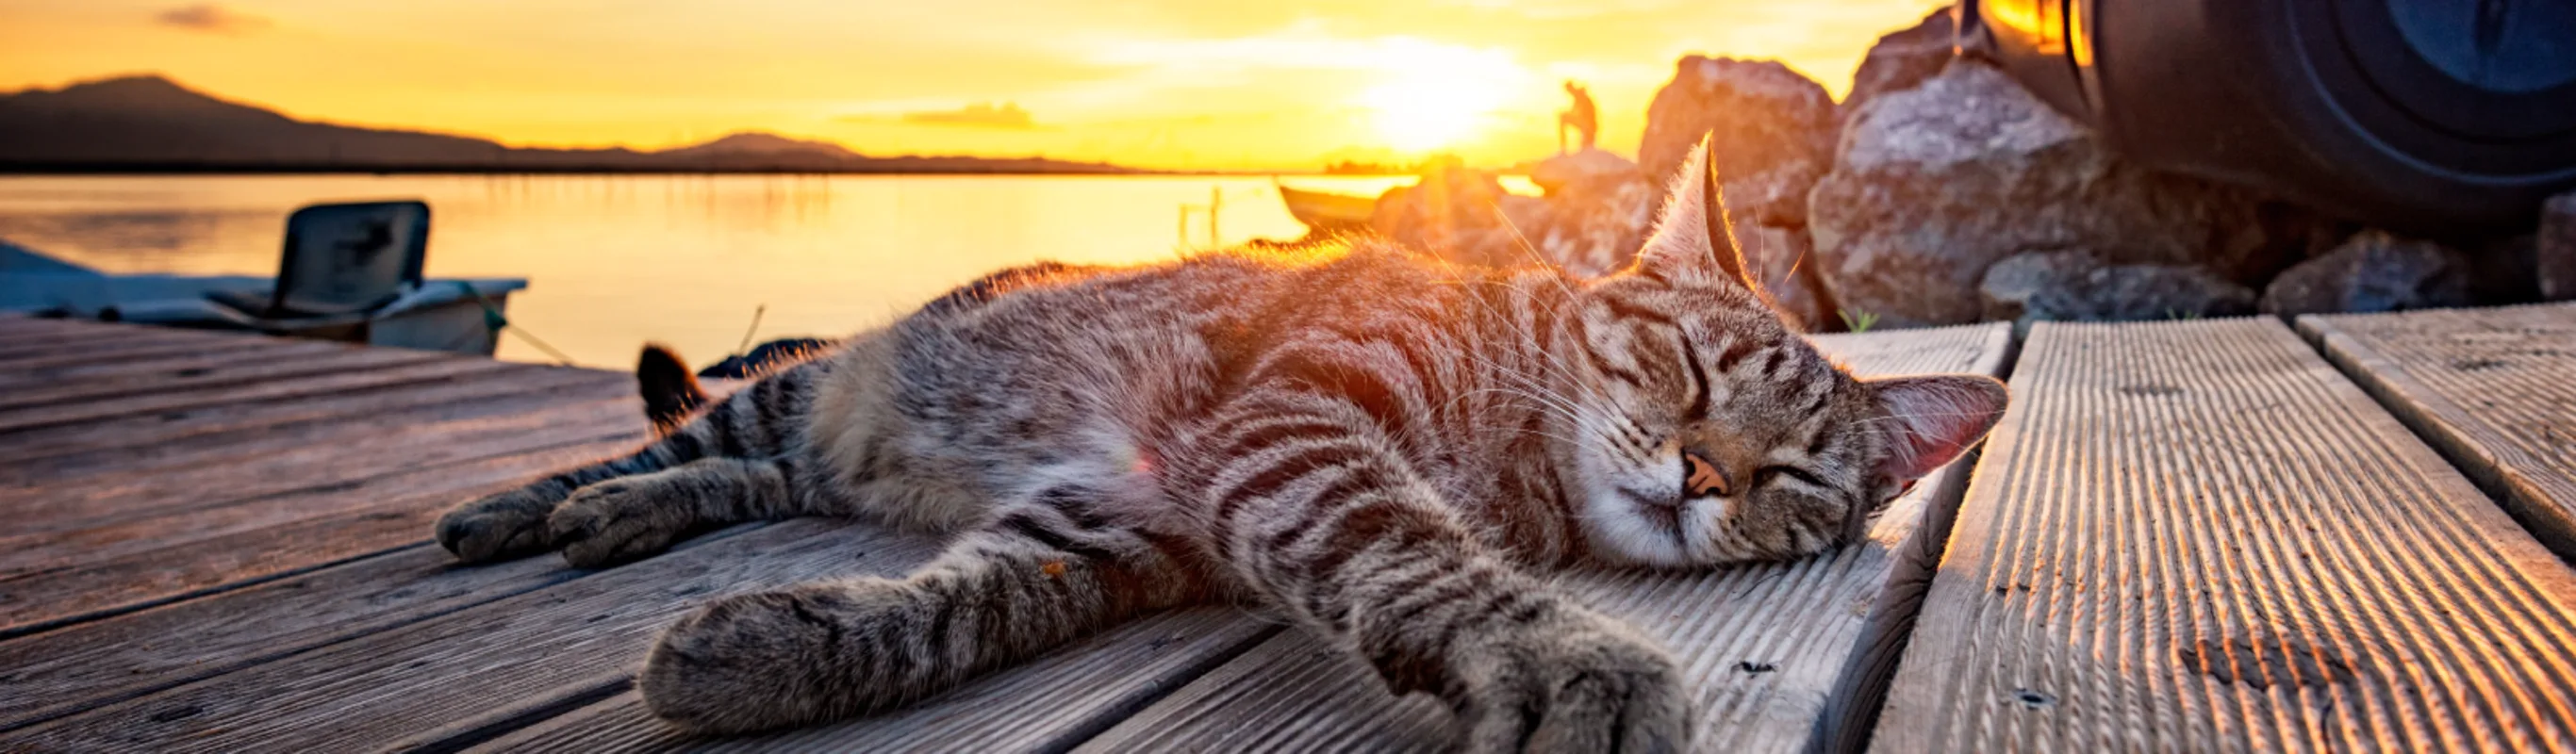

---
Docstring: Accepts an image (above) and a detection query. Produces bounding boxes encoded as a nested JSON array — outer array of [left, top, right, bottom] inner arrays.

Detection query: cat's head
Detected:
[[1557, 138, 2007, 567]]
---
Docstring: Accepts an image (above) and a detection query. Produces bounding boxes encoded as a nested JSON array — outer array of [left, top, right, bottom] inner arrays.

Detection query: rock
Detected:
[[2259, 230, 2473, 316], [1638, 57, 1837, 227], [1979, 251, 2254, 334], [2544, 192, 2576, 301], [1523, 176, 1656, 277], [1529, 148, 1642, 197], [1843, 7, 1957, 121], [1807, 61, 2299, 327], [1369, 164, 1524, 268], [1738, 224, 1832, 331]]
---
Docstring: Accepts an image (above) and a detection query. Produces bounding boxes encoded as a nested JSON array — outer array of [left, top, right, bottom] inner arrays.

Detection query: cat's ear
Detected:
[[1869, 374, 2009, 484], [1635, 133, 1756, 290]]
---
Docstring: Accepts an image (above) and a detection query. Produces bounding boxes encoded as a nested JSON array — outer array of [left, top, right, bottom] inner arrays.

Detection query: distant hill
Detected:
[[0, 75, 1137, 174]]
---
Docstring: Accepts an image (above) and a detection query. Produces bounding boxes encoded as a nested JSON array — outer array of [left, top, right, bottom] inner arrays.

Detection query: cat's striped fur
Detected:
[[434, 140, 2008, 750]]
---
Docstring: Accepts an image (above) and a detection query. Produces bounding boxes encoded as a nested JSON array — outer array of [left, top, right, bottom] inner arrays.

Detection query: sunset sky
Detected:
[[1, 0, 1944, 171]]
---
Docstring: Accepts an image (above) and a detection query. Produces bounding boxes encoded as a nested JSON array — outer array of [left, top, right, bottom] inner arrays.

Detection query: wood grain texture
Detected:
[[0, 340, 445, 410], [0, 332, 267, 371], [0, 354, 523, 434], [461, 608, 1281, 754], [3, 369, 630, 487], [2299, 303, 2576, 561], [0, 336, 354, 391], [0, 395, 642, 537], [0, 543, 583, 731], [0, 318, 189, 352], [1077, 323, 2014, 753], [1874, 318, 2576, 752], [0, 360, 600, 467], [0, 433, 643, 634], [0, 518, 949, 753]]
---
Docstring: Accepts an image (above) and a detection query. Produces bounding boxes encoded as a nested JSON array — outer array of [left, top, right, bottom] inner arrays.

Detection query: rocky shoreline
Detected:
[[1345, 7, 2573, 334]]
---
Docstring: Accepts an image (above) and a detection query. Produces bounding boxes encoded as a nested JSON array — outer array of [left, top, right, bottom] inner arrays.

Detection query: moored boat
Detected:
[[1276, 183, 1378, 232]]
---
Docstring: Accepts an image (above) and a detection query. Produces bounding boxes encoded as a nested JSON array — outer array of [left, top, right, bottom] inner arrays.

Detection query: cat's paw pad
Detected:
[[547, 478, 695, 567], [639, 589, 850, 734], [1455, 611, 1689, 754], [434, 487, 560, 563]]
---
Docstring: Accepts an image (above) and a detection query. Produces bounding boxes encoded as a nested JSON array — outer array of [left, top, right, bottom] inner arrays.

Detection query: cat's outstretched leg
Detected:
[[437, 358, 829, 563], [1197, 394, 1688, 753], [543, 456, 809, 567], [636, 505, 1206, 733]]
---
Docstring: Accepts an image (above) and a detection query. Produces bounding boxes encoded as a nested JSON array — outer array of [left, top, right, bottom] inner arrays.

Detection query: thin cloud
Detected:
[[900, 102, 1037, 129], [155, 4, 272, 35]]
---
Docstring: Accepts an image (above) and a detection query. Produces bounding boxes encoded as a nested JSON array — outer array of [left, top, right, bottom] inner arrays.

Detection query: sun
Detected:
[[1358, 42, 1520, 154], [1363, 75, 1499, 153]]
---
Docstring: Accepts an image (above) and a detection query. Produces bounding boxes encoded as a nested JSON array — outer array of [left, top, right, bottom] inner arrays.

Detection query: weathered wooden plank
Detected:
[[0, 332, 261, 371], [0, 318, 171, 351], [0, 336, 351, 391], [1874, 318, 2576, 751], [0, 353, 524, 434], [0, 543, 583, 731], [0, 518, 948, 753], [2299, 303, 2576, 561], [0, 434, 642, 634], [0, 360, 603, 465], [0, 340, 446, 412], [454, 608, 1280, 753], [1076, 324, 2014, 753], [4, 369, 630, 486], [0, 395, 640, 536]]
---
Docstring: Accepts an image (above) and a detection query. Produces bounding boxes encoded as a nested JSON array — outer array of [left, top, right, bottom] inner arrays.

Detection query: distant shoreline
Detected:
[[0, 163, 1408, 177]]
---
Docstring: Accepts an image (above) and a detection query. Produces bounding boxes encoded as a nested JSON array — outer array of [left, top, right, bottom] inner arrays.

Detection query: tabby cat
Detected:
[[433, 140, 2008, 751]]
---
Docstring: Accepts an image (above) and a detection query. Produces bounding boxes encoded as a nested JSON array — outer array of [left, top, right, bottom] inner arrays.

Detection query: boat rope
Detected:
[[450, 280, 577, 367], [732, 303, 768, 357]]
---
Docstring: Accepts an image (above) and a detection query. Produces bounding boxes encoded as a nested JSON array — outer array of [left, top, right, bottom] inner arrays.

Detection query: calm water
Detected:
[[0, 174, 1430, 368]]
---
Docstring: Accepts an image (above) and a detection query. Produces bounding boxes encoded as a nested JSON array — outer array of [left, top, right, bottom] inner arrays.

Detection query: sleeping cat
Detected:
[[433, 140, 2008, 751]]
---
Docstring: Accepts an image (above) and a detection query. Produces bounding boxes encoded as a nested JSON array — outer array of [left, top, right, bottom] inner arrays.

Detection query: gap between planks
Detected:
[[1873, 317, 2576, 752]]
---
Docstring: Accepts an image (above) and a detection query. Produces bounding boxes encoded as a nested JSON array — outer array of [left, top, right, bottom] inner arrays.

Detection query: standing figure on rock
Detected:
[[1559, 80, 1598, 155]]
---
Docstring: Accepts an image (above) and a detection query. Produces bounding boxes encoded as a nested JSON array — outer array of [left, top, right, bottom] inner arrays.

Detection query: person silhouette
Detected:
[[1558, 81, 1598, 155]]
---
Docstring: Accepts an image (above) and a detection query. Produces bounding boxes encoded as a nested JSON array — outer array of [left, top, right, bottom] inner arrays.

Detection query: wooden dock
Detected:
[[2, 304, 2573, 752]]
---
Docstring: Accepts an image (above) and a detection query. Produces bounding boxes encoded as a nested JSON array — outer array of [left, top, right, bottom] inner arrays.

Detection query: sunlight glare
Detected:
[[1357, 41, 1526, 154]]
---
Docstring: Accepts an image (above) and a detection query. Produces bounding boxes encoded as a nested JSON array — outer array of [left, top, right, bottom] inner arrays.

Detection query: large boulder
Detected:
[[1637, 57, 1837, 227], [1369, 164, 1525, 268], [1807, 61, 2299, 327], [2259, 230, 2473, 316], [1529, 148, 1642, 197], [1738, 224, 1831, 331], [2544, 191, 2576, 301], [1980, 251, 2254, 334], [1843, 8, 1957, 121], [1523, 175, 1656, 278]]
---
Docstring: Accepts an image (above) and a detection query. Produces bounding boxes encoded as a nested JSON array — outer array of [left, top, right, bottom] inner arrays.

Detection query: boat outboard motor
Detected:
[[1960, 0, 2576, 233]]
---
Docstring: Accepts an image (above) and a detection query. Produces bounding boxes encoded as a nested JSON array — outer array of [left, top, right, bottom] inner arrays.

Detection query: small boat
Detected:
[[1276, 183, 1379, 232], [0, 201, 528, 356]]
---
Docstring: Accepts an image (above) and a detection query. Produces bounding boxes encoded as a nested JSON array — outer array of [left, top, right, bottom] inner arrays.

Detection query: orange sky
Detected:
[[0, 0, 1944, 171]]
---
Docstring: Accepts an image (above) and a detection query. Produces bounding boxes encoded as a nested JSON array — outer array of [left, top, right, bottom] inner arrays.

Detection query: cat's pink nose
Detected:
[[1683, 449, 1731, 498]]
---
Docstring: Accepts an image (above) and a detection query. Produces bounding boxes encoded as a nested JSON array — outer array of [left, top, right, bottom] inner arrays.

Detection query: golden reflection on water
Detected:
[[0, 173, 1434, 367]]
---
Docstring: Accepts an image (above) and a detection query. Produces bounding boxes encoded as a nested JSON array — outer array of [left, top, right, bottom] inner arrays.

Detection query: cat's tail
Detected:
[[637, 343, 710, 434]]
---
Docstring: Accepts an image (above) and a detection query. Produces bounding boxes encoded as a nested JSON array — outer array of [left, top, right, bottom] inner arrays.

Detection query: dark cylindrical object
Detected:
[[1965, 0, 2576, 233]]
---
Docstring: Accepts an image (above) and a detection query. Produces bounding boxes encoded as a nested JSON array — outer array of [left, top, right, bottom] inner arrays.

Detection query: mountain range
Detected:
[[0, 75, 1137, 174]]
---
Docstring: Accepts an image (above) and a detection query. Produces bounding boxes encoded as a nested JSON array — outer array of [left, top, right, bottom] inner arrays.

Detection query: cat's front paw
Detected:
[[639, 582, 903, 734], [1451, 608, 1688, 754], [434, 486, 561, 563], [548, 477, 699, 567], [640, 589, 837, 734]]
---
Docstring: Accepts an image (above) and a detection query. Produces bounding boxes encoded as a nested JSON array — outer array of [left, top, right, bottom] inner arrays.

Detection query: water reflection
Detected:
[[0, 174, 1416, 367]]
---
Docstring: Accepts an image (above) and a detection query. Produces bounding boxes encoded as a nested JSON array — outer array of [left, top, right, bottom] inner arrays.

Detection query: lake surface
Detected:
[[0, 174, 1439, 368]]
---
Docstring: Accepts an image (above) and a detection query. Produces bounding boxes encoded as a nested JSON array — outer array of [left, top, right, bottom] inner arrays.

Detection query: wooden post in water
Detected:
[[1209, 186, 1221, 247]]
